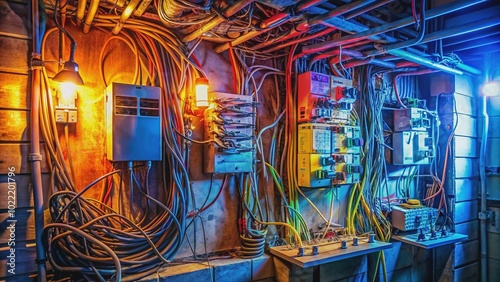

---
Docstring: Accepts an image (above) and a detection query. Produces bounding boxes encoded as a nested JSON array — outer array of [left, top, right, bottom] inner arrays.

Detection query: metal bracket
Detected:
[[30, 57, 44, 68], [28, 153, 43, 162], [478, 210, 495, 223]]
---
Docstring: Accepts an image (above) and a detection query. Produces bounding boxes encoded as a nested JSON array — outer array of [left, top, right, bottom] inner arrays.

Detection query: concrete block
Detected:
[[252, 254, 274, 281], [319, 255, 367, 282], [211, 257, 251, 282], [378, 267, 412, 282], [140, 263, 213, 282], [273, 256, 313, 282]]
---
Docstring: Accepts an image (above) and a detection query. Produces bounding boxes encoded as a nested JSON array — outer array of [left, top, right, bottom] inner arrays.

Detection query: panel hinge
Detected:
[[478, 210, 495, 223]]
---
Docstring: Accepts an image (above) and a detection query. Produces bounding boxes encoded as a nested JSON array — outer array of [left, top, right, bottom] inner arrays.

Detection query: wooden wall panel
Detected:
[[0, 245, 36, 277], [455, 114, 477, 138], [0, 209, 34, 243], [0, 173, 49, 209], [0, 144, 49, 173], [454, 200, 479, 224], [0, 73, 29, 109], [0, 36, 29, 74], [0, 110, 29, 141]]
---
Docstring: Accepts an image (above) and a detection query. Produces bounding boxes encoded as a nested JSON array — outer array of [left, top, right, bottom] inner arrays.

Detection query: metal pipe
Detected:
[[304, 0, 376, 29], [256, 27, 336, 52], [260, 0, 327, 29], [479, 53, 491, 282], [112, 0, 142, 34], [365, 16, 500, 56], [301, 0, 487, 54], [388, 49, 463, 75], [343, 58, 396, 69], [31, 0, 47, 281], [256, 0, 385, 52], [309, 48, 363, 64], [214, 0, 369, 53], [83, 0, 99, 33], [183, 0, 255, 42], [343, 0, 394, 20], [76, 0, 86, 25]]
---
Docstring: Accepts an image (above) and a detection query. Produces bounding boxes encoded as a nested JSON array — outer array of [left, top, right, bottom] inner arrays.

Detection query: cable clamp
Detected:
[[479, 210, 495, 223], [31, 57, 44, 68], [36, 257, 47, 264], [28, 153, 43, 162]]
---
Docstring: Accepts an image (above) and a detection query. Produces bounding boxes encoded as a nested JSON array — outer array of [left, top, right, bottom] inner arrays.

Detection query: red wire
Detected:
[[228, 43, 238, 93], [393, 75, 407, 108], [187, 175, 227, 217], [411, 0, 419, 28]]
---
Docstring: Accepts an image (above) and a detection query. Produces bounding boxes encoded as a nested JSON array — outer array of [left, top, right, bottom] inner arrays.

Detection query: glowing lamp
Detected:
[[482, 81, 500, 97], [195, 77, 209, 108]]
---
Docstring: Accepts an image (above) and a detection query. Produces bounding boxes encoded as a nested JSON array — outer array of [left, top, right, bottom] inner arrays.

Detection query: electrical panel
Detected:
[[297, 72, 357, 123], [391, 206, 438, 231], [298, 123, 332, 154], [393, 108, 430, 132], [296, 72, 361, 188], [298, 153, 335, 188], [204, 92, 255, 173], [332, 125, 362, 154], [105, 83, 162, 162], [390, 131, 433, 165], [331, 76, 357, 104]]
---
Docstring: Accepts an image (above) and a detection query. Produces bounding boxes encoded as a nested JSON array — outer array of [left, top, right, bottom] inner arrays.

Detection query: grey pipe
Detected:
[[479, 53, 490, 282], [31, 0, 47, 281], [301, 0, 487, 54], [388, 49, 463, 75]]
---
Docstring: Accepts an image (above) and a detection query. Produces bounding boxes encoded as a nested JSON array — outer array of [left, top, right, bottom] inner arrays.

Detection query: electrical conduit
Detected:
[[83, 0, 99, 33], [112, 0, 142, 34]]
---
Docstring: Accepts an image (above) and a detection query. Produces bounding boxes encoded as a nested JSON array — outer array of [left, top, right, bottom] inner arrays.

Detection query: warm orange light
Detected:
[[57, 82, 77, 108], [195, 77, 209, 108]]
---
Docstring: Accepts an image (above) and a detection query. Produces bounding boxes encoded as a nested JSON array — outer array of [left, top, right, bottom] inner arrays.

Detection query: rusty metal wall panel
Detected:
[[486, 138, 500, 167], [486, 176, 500, 201], [453, 262, 479, 282], [488, 258, 500, 282], [488, 232, 500, 261]]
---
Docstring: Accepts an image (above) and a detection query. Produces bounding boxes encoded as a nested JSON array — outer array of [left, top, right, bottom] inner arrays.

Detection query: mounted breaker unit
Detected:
[[297, 123, 362, 187], [393, 107, 431, 132], [105, 83, 162, 161], [204, 92, 255, 173], [390, 131, 433, 165], [391, 205, 438, 231], [332, 125, 362, 154], [297, 71, 357, 123], [298, 123, 332, 154]]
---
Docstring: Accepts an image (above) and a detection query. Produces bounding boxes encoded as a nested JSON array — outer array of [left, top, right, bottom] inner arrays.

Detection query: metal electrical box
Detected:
[[105, 83, 162, 161], [204, 92, 255, 173], [392, 206, 438, 231], [391, 131, 433, 165], [393, 108, 430, 132], [298, 123, 332, 154]]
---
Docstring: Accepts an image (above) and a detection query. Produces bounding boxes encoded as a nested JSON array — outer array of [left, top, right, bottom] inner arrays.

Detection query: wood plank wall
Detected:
[[0, 0, 39, 280]]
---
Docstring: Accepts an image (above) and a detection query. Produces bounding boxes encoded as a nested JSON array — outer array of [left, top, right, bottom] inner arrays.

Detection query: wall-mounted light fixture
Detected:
[[52, 4, 83, 123], [481, 81, 500, 97], [195, 77, 210, 108]]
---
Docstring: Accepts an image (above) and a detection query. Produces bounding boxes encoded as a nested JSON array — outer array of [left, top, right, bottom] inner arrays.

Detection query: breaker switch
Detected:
[[316, 170, 336, 179], [320, 156, 335, 166]]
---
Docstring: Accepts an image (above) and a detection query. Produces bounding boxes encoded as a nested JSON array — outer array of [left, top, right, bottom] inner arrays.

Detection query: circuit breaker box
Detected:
[[393, 108, 430, 132], [105, 83, 162, 161], [390, 131, 433, 165], [204, 92, 255, 173]]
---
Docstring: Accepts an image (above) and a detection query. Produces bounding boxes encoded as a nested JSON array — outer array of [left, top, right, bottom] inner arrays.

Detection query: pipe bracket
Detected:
[[28, 153, 43, 162], [478, 210, 495, 223]]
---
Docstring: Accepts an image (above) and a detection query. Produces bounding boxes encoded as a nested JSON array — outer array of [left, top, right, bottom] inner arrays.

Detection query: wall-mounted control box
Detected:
[[105, 83, 162, 161]]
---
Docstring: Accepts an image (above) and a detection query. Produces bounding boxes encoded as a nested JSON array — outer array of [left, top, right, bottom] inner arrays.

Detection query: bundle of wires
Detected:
[[38, 2, 210, 279]]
